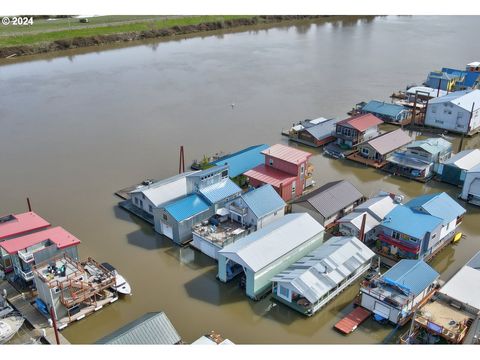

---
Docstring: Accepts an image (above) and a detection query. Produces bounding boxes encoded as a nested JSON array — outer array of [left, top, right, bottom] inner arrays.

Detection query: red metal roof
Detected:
[[261, 144, 312, 164], [0, 212, 51, 240], [338, 114, 383, 132], [244, 165, 297, 188], [0, 226, 81, 255], [334, 307, 371, 334]]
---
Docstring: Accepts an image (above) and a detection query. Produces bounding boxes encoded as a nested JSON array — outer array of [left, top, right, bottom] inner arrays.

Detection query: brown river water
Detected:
[[1, 16, 480, 344]]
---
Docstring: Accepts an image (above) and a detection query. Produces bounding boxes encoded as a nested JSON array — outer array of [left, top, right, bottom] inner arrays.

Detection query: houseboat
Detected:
[[360, 100, 412, 125], [334, 114, 383, 150], [435, 149, 480, 187], [286, 117, 338, 148], [460, 163, 480, 206]]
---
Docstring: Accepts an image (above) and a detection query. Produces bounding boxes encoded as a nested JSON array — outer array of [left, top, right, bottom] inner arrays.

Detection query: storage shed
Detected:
[[436, 149, 480, 186], [217, 213, 325, 300], [461, 163, 480, 206]]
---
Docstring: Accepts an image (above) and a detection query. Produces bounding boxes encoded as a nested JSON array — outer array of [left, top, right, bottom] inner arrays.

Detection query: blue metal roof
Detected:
[[212, 144, 269, 178], [199, 179, 241, 204], [164, 194, 210, 222], [406, 192, 466, 225], [382, 260, 439, 296], [362, 100, 408, 119], [382, 205, 442, 240], [443, 67, 480, 88], [241, 185, 286, 218]]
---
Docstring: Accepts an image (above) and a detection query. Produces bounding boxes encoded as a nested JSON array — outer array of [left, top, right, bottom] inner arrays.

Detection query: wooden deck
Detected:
[[0, 280, 70, 344], [334, 307, 371, 334], [346, 152, 388, 169]]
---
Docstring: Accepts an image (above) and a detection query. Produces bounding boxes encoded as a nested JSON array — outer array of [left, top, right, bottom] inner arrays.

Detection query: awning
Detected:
[[216, 208, 230, 217]]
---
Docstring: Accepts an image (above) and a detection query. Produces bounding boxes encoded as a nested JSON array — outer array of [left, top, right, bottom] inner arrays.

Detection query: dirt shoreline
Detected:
[[0, 16, 328, 59]]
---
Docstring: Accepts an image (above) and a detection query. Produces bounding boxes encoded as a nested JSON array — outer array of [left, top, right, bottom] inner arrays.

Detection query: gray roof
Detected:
[[272, 236, 375, 303], [443, 149, 480, 171], [353, 193, 400, 221], [364, 129, 412, 155], [293, 180, 364, 217], [97, 312, 182, 344], [303, 118, 339, 140]]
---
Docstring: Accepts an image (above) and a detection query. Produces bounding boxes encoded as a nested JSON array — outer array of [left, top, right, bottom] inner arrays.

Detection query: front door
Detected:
[[161, 222, 173, 239]]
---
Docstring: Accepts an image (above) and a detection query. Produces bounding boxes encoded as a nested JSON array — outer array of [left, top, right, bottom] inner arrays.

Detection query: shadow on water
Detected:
[[126, 229, 171, 250], [164, 245, 216, 271], [183, 268, 245, 306]]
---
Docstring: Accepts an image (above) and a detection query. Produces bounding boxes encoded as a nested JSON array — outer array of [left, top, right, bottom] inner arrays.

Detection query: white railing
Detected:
[[20, 269, 34, 281], [18, 251, 35, 263]]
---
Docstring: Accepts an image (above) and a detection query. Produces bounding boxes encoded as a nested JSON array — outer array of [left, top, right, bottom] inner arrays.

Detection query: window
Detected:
[[149, 205, 153, 213], [163, 214, 168, 221], [269, 158, 274, 166], [292, 181, 296, 194], [361, 148, 369, 156], [431, 105, 437, 113], [274, 211, 278, 216], [278, 285, 290, 301], [139, 200, 143, 208], [221, 170, 228, 178], [134, 197, 139, 205], [300, 163, 305, 175], [142, 194, 145, 200]]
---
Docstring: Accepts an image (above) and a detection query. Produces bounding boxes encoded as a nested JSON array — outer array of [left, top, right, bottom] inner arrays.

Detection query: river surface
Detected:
[[1, 16, 480, 344]]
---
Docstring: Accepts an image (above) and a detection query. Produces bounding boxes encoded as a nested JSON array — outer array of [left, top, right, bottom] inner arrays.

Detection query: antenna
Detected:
[[179, 146, 185, 174]]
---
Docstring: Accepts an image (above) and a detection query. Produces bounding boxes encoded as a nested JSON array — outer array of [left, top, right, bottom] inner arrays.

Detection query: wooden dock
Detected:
[[346, 152, 387, 169], [0, 281, 70, 344], [334, 307, 371, 334]]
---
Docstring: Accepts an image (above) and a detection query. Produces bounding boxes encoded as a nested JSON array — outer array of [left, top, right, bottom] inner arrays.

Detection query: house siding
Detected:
[[425, 103, 480, 134]]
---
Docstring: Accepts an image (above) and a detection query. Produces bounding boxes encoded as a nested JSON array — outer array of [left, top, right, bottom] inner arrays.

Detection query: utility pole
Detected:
[[178, 146, 185, 174], [27, 197, 32, 212]]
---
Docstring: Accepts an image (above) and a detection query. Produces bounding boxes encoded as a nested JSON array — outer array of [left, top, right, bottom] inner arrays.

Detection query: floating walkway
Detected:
[[0, 280, 70, 344], [334, 307, 371, 334]]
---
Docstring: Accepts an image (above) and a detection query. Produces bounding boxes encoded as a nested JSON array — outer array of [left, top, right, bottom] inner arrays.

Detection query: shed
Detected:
[[361, 100, 411, 124], [436, 149, 480, 186], [97, 312, 182, 344], [461, 163, 480, 206], [291, 180, 364, 228], [271, 236, 375, 315], [217, 213, 325, 300], [211, 144, 269, 178]]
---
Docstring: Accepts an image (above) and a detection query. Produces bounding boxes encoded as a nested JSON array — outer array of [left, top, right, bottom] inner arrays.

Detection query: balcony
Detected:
[[19, 269, 34, 282], [18, 250, 35, 263], [229, 203, 247, 216], [378, 233, 420, 254]]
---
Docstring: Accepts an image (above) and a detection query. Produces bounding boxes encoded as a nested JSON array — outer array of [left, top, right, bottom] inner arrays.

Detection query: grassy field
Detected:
[[0, 15, 254, 47]]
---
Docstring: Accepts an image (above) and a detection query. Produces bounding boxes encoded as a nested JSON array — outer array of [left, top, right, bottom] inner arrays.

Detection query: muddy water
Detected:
[[1, 16, 480, 344]]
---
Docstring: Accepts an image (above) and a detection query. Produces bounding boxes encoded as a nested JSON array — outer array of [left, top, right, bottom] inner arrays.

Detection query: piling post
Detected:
[[27, 197, 32, 212], [179, 146, 185, 174], [359, 213, 367, 243]]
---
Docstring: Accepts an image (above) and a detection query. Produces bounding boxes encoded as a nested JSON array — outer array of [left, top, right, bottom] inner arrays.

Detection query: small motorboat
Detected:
[[0, 315, 25, 344], [101, 262, 132, 296]]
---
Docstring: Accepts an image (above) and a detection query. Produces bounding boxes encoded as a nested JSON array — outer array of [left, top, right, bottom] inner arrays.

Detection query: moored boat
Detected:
[[0, 315, 25, 344], [101, 262, 132, 296]]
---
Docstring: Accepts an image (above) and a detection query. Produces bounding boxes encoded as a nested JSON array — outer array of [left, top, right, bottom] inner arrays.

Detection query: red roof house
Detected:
[[335, 114, 383, 149], [244, 144, 314, 201], [0, 212, 50, 240]]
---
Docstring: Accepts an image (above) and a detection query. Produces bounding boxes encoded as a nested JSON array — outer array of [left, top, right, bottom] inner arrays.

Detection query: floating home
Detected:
[[442, 64, 480, 91], [338, 192, 402, 242], [385, 137, 452, 182], [435, 149, 480, 186], [33, 254, 118, 329], [210, 144, 269, 179], [424, 89, 480, 135], [287, 117, 339, 147], [0, 227, 80, 284], [402, 251, 480, 344], [424, 71, 459, 92], [359, 260, 439, 325], [360, 100, 411, 125], [352, 129, 412, 168], [374, 192, 465, 263], [191, 185, 285, 259], [97, 312, 182, 345], [334, 114, 383, 149], [291, 180, 365, 229], [405, 86, 448, 102], [192, 332, 234, 345], [460, 163, 480, 206], [271, 236, 375, 316], [0, 212, 50, 272], [244, 144, 314, 202], [217, 213, 325, 300]]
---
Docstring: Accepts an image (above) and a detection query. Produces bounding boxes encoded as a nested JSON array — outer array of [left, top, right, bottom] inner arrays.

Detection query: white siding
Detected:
[[425, 103, 475, 134], [192, 233, 220, 259]]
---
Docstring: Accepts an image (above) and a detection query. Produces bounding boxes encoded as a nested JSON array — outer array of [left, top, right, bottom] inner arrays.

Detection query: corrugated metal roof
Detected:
[[212, 144, 269, 178], [440, 266, 480, 312], [199, 179, 241, 204], [337, 113, 383, 132], [97, 312, 181, 344], [244, 164, 297, 188], [241, 185, 285, 219], [303, 118, 339, 140], [272, 236, 375, 303], [0, 226, 80, 255], [382, 260, 439, 296], [261, 144, 312, 164], [164, 194, 211, 222], [218, 213, 325, 272], [381, 205, 442, 240], [467, 251, 480, 270], [406, 86, 448, 98], [362, 100, 409, 118], [406, 192, 466, 225], [338, 211, 379, 233], [354, 194, 399, 221], [0, 212, 50, 240], [130, 172, 195, 207], [428, 89, 480, 112], [365, 129, 412, 155], [293, 180, 364, 217], [443, 149, 480, 170], [406, 137, 452, 155]]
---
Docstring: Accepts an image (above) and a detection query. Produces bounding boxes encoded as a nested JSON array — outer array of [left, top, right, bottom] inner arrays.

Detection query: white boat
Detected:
[[101, 263, 132, 296], [0, 315, 25, 344]]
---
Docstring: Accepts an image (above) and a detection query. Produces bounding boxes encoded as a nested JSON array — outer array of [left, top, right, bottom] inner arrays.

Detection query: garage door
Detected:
[[470, 179, 480, 197], [161, 222, 173, 239], [373, 301, 391, 319]]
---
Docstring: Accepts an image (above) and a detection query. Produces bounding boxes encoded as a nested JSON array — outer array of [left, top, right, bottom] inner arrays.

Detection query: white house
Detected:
[[425, 89, 480, 134], [461, 164, 480, 206]]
